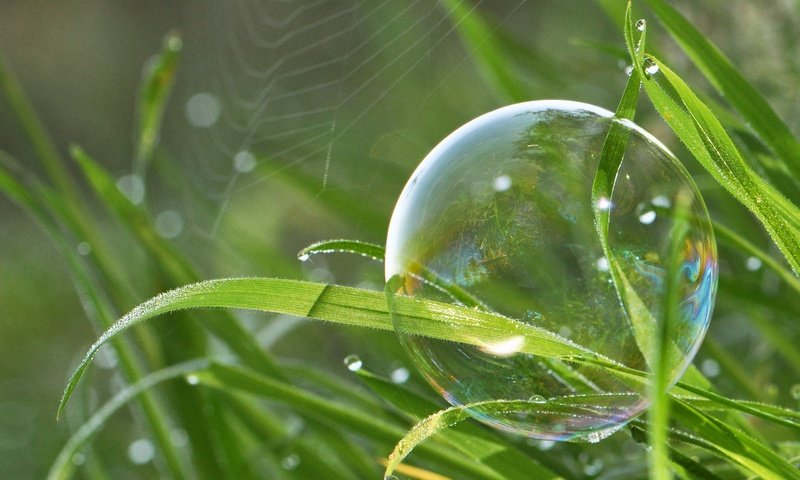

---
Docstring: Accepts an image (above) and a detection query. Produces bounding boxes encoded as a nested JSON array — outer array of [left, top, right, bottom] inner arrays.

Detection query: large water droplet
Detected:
[[344, 354, 363, 372], [385, 100, 717, 441], [643, 58, 659, 76], [636, 19, 647, 31]]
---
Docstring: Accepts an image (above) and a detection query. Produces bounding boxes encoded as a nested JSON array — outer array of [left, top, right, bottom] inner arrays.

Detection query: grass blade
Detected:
[[643, 0, 800, 182], [195, 363, 505, 480], [135, 32, 181, 171], [630, 51, 800, 274], [440, 0, 528, 102], [356, 369, 565, 480], [48, 359, 209, 480], [59, 277, 612, 418], [297, 239, 385, 262]]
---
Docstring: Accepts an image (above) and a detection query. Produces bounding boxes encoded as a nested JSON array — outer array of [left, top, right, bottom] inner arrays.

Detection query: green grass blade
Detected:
[[355, 369, 565, 480], [632, 52, 800, 274], [70, 145, 284, 377], [297, 239, 385, 262], [670, 399, 800, 480], [48, 359, 209, 480], [0, 53, 76, 202], [58, 277, 608, 418], [135, 32, 181, 171], [195, 363, 504, 480], [440, 0, 528, 102], [713, 221, 800, 294], [643, 0, 800, 181]]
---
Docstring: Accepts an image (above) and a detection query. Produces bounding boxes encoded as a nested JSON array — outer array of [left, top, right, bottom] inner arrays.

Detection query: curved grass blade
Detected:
[[298, 239, 385, 262], [59, 277, 606, 418], [355, 369, 565, 480], [48, 359, 209, 480], [643, 0, 800, 182]]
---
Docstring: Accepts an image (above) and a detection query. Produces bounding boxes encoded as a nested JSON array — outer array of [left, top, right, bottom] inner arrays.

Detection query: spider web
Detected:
[[174, 0, 530, 238]]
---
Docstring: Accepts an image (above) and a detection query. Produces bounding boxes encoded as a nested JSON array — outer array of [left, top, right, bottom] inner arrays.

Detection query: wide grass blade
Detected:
[[59, 277, 607, 418]]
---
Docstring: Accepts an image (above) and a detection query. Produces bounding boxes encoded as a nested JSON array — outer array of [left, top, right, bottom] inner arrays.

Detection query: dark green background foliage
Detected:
[[1, 1, 799, 479]]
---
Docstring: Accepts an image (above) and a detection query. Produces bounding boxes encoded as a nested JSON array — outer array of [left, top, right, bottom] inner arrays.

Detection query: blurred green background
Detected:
[[1, 1, 799, 478]]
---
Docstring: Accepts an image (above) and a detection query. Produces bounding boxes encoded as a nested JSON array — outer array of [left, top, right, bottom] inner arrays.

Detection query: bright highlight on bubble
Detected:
[[385, 100, 717, 442]]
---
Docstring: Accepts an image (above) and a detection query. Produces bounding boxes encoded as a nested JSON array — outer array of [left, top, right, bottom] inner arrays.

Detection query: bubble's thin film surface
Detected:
[[385, 100, 717, 441]]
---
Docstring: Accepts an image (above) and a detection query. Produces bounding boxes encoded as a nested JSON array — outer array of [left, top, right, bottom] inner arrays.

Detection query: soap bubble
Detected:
[[385, 100, 717, 441]]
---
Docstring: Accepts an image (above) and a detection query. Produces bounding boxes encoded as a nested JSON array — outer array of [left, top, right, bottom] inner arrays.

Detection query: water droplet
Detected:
[[116, 174, 145, 204], [596, 197, 612, 210], [77, 242, 92, 256], [391, 367, 410, 384], [234, 150, 257, 173], [745, 256, 762, 271], [791, 384, 800, 400], [298, 253, 310, 262], [636, 19, 646, 31], [596, 257, 610, 272], [651, 195, 671, 208], [186, 374, 200, 385], [643, 58, 659, 76], [344, 354, 363, 372], [154, 210, 184, 239], [624, 65, 634, 76], [186, 92, 221, 128], [492, 174, 512, 192], [638, 210, 657, 225], [281, 454, 300, 470], [128, 438, 155, 465], [700, 358, 720, 378], [385, 100, 717, 441], [528, 394, 547, 403]]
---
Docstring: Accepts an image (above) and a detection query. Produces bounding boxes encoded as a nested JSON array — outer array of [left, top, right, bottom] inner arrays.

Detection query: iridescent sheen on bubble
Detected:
[[385, 100, 717, 441]]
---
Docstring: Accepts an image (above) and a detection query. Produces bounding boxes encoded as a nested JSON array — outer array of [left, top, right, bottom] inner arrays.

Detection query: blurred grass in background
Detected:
[[1, 1, 799, 479]]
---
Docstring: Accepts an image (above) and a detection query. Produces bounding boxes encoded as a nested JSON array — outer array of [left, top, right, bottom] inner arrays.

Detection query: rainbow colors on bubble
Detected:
[[385, 100, 718, 442]]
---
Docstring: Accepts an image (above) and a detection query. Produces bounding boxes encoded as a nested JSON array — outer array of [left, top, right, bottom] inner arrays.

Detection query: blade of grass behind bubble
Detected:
[[643, 0, 800, 182]]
